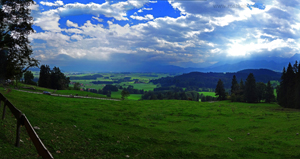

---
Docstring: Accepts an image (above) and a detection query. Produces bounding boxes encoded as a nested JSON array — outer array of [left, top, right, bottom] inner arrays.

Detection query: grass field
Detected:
[[111, 91, 142, 100], [68, 73, 166, 92], [198, 92, 217, 97], [1, 89, 300, 158]]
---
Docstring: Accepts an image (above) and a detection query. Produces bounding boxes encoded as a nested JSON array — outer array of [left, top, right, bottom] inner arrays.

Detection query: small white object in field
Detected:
[[125, 155, 130, 158], [117, 141, 120, 143], [297, 133, 299, 135], [74, 125, 77, 128], [228, 137, 233, 141], [247, 133, 250, 135], [20, 139, 23, 143], [34, 126, 40, 130]]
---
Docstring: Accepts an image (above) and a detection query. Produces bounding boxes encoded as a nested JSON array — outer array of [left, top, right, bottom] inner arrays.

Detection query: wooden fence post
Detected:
[[2, 100, 6, 120], [15, 114, 25, 147]]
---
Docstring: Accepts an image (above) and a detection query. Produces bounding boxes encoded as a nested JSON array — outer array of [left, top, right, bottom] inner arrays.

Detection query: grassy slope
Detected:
[[1, 89, 300, 158]]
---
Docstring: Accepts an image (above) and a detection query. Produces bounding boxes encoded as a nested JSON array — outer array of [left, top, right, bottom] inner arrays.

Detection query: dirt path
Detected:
[[15, 89, 121, 101]]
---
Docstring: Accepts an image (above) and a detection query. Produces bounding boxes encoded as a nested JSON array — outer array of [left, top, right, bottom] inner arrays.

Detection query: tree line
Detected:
[[277, 61, 300, 108], [215, 73, 275, 103]]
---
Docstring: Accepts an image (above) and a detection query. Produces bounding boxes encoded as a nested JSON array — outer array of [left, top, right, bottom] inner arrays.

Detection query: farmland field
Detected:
[[1, 89, 300, 158], [198, 91, 217, 97]]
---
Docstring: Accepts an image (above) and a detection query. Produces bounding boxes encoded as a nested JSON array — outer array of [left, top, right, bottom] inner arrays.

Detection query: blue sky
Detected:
[[28, 0, 300, 70]]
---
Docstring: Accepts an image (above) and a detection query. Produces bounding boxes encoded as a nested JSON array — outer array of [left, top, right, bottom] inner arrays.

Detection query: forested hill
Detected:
[[150, 69, 281, 89]]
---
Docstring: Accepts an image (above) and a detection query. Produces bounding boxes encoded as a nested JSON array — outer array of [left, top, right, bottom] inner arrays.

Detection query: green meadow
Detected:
[[198, 91, 217, 97], [1, 89, 300, 158]]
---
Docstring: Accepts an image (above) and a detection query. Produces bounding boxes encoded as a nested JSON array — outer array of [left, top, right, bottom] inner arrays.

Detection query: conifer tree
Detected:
[[231, 75, 239, 94], [277, 67, 287, 107], [265, 81, 275, 103], [295, 63, 300, 108], [215, 79, 226, 100], [256, 82, 266, 102], [286, 63, 296, 108], [245, 73, 257, 103], [38, 65, 51, 88]]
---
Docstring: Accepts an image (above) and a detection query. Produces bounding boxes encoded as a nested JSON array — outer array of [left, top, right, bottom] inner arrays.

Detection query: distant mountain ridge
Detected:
[[28, 53, 300, 73]]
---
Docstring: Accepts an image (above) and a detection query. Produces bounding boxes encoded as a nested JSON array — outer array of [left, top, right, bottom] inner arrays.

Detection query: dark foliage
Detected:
[[277, 61, 300, 108], [103, 84, 119, 92], [153, 87, 184, 92], [38, 65, 51, 88], [215, 79, 226, 100], [141, 91, 199, 101], [124, 85, 144, 94], [245, 73, 257, 103], [0, 0, 39, 80], [121, 89, 130, 100], [24, 71, 36, 85], [38, 65, 69, 90]]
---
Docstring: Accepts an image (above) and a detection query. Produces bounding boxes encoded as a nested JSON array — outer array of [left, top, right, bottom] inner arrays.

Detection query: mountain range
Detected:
[[29, 53, 300, 73]]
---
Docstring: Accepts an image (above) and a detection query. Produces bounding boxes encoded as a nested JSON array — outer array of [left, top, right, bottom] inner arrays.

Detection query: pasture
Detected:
[[1, 89, 300, 158]]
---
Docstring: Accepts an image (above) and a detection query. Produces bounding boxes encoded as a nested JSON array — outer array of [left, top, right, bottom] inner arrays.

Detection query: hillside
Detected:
[[1, 90, 300, 158], [151, 69, 281, 89]]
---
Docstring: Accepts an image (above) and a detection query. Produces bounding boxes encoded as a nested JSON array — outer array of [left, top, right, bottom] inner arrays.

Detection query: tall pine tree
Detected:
[[286, 63, 296, 108], [277, 61, 299, 108], [265, 81, 275, 103], [215, 79, 226, 100], [231, 75, 239, 94], [245, 73, 257, 103], [38, 65, 51, 88]]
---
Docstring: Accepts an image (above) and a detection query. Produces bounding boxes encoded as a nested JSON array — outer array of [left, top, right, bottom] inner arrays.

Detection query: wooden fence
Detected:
[[0, 93, 53, 159]]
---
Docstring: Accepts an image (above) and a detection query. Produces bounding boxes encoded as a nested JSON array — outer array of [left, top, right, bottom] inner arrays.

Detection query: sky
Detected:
[[28, 0, 300, 70]]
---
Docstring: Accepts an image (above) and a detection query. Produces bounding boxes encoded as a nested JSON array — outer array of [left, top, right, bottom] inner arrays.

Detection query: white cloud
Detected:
[[66, 20, 78, 27], [137, 7, 153, 13], [92, 16, 103, 22], [34, 10, 61, 32], [40, 0, 64, 7], [71, 35, 83, 41], [30, 0, 300, 67], [29, 3, 39, 11], [130, 14, 154, 20]]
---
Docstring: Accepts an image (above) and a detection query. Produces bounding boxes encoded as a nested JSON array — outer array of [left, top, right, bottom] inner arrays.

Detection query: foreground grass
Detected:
[[1, 89, 300, 158]]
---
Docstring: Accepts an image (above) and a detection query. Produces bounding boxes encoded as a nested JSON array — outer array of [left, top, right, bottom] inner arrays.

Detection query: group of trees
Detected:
[[226, 74, 275, 103], [277, 61, 300, 108], [122, 85, 144, 94], [0, 0, 39, 83], [38, 65, 70, 90], [215, 73, 275, 103]]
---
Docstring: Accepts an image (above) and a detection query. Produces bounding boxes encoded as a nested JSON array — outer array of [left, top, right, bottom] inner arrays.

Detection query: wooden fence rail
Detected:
[[0, 93, 53, 159]]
